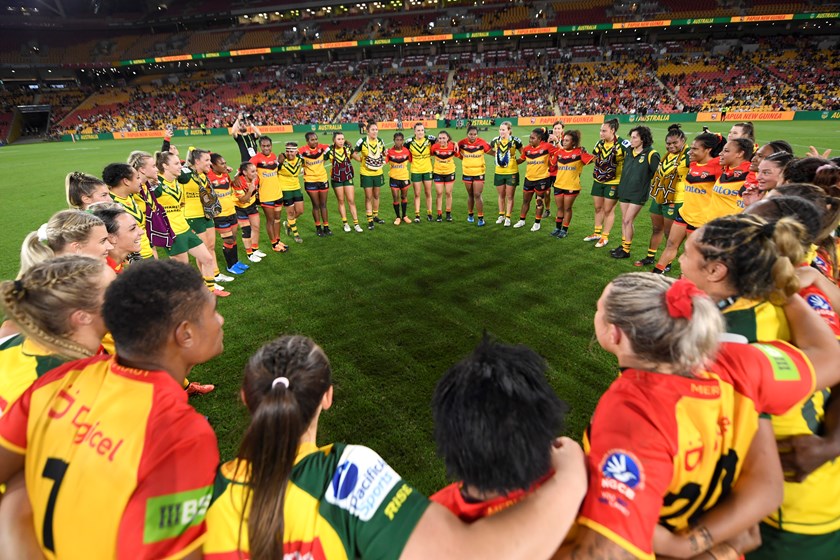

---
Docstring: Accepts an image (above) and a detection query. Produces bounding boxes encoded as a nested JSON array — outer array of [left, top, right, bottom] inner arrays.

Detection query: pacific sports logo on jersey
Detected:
[[325, 445, 400, 521]]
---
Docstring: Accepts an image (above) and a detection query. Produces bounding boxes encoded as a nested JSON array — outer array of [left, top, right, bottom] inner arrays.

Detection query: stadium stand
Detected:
[[342, 70, 446, 122]]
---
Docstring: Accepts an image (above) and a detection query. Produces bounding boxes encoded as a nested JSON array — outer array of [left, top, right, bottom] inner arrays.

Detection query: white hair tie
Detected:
[[37, 223, 49, 243], [272, 377, 290, 390]]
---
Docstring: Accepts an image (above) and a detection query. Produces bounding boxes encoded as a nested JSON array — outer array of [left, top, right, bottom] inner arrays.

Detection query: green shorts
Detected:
[[591, 181, 619, 200], [282, 188, 304, 206], [649, 200, 683, 220], [746, 523, 840, 560], [331, 180, 353, 188], [166, 230, 204, 256], [360, 175, 384, 189], [618, 186, 649, 206], [187, 216, 213, 234], [494, 173, 519, 187], [411, 172, 433, 182]]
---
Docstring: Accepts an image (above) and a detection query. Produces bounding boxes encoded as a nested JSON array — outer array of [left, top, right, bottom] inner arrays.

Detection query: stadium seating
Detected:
[[342, 70, 446, 122], [447, 67, 553, 119]]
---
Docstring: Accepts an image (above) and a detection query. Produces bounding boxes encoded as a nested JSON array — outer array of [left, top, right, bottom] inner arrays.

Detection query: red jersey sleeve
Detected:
[[722, 341, 816, 416], [578, 391, 674, 560], [117, 398, 219, 560], [580, 149, 595, 165], [0, 381, 32, 454]]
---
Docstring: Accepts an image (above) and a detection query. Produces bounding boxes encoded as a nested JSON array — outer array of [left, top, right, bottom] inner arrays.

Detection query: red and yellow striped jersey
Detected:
[[204, 442, 429, 560], [705, 161, 752, 223], [578, 341, 815, 560], [679, 157, 724, 227], [521, 142, 560, 181], [553, 148, 594, 191], [299, 143, 331, 183], [231, 174, 257, 209], [250, 153, 282, 202], [457, 138, 491, 177], [207, 171, 236, 217], [385, 147, 411, 181], [0, 354, 219, 560], [430, 142, 457, 175]]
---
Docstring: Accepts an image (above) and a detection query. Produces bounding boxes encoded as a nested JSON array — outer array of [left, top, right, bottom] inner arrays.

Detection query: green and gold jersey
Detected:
[[205, 443, 429, 560]]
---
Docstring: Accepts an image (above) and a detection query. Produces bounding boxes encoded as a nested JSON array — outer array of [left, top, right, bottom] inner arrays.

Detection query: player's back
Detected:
[[0, 354, 218, 560]]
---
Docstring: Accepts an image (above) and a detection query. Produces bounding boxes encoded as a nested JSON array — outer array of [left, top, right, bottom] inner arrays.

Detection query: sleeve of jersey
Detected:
[[321, 445, 429, 560], [0, 382, 32, 454], [577, 397, 674, 560], [649, 151, 661, 172], [746, 340, 817, 415], [581, 151, 595, 165], [117, 412, 219, 560], [354, 139, 364, 153]]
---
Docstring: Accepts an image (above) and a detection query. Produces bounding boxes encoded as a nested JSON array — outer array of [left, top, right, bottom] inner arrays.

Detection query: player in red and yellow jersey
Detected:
[[204, 335, 588, 560], [704, 138, 755, 222], [208, 153, 249, 276], [652, 132, 726, 275], [430, 131, 458, 222], [300, 132, 332, 237], [550, 129, 594, 239], [557, 273, 840, 560], [250, 136, 287, 252], [514, 128, 559, 232], [430, 337, 565, 523], [385, 132, 413, 225], [489, 121, 524, 227], [0, 261, 222, 560], [684, 206, 840, 559], [231, 161, 265, 263], [457, 126, 492, 227]]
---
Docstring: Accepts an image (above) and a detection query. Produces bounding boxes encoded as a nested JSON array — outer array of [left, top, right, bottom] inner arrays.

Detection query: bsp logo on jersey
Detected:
[[807, 294, 831, 311], [600, 450, 644, 501], [326, 445, 401, 521]]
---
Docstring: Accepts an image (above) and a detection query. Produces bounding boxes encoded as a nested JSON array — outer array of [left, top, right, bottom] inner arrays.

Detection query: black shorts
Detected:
[[304, 181, 329, 192], [523, 178, 550, 193], [463, 174, 485, 182], [390, 178, 411, 189], [214, 214, 237, 231], [553, 187, 580, 196], [433, 173, 455, 183], [673, 208, 699, 232], [235, 202, 259, 221]]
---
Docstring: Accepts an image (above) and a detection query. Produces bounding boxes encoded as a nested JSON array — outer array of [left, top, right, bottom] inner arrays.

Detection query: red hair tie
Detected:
[[665, 279, 705, 319]]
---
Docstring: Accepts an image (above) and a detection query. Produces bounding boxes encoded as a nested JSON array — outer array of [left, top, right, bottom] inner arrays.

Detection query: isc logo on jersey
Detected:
[[599, 450, 644, 501], [326, 445, 401, 521]]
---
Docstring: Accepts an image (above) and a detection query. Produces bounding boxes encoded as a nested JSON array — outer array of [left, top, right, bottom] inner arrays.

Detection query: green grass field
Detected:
[[1, 121, 838, 494]]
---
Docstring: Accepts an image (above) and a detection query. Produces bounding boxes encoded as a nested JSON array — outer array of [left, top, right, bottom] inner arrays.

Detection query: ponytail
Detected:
[[237, 336, 332, 559], [66, 171, 106, 209], [19, 210, 105, 277], [698, 214, 805, 305], [604, 273, 723, 374]]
